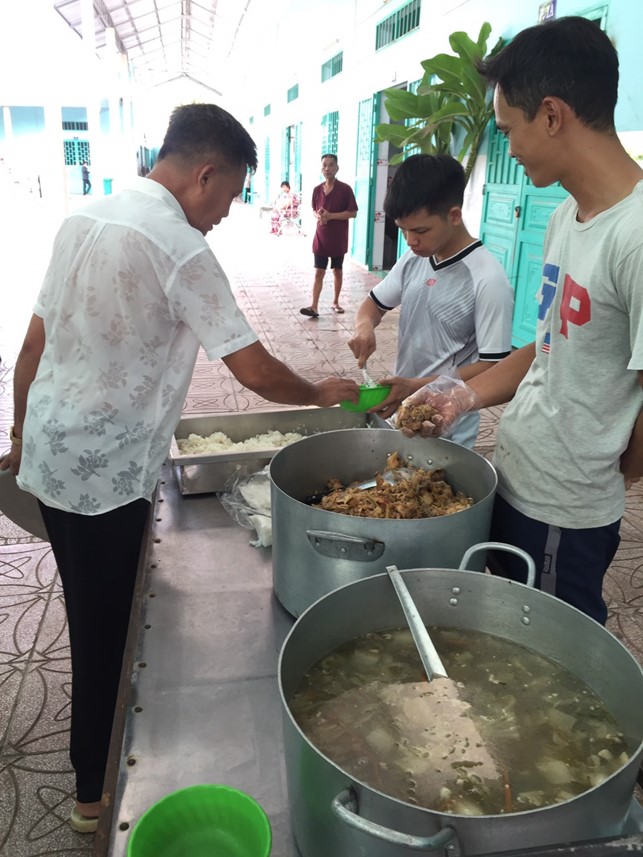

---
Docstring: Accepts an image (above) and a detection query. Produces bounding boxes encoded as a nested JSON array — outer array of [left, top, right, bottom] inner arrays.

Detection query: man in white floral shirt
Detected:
[[0, 103, 358, 832]]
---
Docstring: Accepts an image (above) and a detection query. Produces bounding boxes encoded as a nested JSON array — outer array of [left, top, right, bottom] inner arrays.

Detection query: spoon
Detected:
[[362, 362, 377, 388], [355, 467, 416, 491], [386, 564, 448, 680]]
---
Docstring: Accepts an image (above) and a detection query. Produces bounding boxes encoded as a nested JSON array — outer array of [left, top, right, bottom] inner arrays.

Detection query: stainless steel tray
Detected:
[[170, 407, 391, 494]]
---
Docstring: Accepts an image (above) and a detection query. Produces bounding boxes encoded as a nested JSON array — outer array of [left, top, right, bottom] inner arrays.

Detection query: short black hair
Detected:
[[157, 103, 258, 172], [281, 180, 291, 189], [321, 153, 338, 163], [478, 16, 618, 132], [384, 154, 465, 220]]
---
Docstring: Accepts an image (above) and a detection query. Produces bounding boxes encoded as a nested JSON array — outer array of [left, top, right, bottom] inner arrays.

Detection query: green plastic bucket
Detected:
[[127, 784, 272, 857]]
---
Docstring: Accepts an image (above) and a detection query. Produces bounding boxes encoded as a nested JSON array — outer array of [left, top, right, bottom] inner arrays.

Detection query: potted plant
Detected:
[[375, 23, 505, 183]]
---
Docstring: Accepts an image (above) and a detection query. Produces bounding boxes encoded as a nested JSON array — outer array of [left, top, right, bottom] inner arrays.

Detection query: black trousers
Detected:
[[38, 498, 150, 802]]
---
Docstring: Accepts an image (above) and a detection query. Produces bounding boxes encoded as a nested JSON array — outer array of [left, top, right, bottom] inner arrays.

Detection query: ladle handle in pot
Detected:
[[387, 565, 448, 680], [459, 541, 536, 588], [332, 789, 461, 853]]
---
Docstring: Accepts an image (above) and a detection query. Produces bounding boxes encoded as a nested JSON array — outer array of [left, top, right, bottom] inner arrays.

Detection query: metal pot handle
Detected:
[[306, 530, 385, 562], [331, 788, 461, 854], [459, 541, 536, 588]]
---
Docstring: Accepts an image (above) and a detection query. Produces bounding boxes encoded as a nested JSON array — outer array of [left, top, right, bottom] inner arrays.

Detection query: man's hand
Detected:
[[393, 375, 483, 438], [365, 376, 431, 420], [0, 446, 22, 477], [318, 208, 330, 225], [311, 377, 360, 408], [347, 327, 377, 368]]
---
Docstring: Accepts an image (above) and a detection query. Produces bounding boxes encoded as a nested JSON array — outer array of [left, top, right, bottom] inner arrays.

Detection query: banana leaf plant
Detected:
[[375, 23, 505, 183]]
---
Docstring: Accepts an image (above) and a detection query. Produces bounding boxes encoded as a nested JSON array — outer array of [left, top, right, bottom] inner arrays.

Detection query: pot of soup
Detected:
[[278, 544, 643, 856], [269, 430, 497, 617]]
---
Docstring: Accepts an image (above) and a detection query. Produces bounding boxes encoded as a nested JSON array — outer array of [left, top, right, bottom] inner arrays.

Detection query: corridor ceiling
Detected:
[[53, 0, 252, 93]]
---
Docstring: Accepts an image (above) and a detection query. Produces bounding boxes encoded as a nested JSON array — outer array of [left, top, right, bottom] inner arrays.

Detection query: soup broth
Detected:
[[290, 627, 635, 815]]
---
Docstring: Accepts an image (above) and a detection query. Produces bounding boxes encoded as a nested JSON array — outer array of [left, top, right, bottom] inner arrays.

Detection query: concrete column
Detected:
[[41, 101, 68, 218]]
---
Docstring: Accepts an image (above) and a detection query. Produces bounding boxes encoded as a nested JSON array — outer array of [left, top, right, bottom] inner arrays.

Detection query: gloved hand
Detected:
[[392, 373, 483, 438]]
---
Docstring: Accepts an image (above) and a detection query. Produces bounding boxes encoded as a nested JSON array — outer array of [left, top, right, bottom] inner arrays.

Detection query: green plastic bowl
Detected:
[[127, 784, 272, 857], [340, 383, 392, 413]]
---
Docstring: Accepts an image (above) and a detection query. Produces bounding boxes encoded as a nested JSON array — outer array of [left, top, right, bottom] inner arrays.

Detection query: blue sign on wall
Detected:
[[538, 0, 556, 21]]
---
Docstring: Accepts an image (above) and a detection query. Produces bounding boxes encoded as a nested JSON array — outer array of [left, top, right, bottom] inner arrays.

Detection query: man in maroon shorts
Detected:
[[300, 153, 358, 318]]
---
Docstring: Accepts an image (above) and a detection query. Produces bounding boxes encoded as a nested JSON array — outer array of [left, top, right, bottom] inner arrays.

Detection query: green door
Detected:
[[351, 94, 379, 267], [263, 137, 270, 204], [481, 124, 568, 347]]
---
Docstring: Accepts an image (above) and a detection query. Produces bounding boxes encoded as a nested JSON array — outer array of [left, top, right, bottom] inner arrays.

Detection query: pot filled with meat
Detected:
[[269, 429, 496, 617], [278, 548, 643, 856]]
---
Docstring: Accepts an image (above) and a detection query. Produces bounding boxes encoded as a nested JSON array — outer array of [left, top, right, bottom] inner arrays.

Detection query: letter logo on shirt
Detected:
[[559, 273, 591, 337], [538, 264, 591, 350], [539, 263, 559, 321]]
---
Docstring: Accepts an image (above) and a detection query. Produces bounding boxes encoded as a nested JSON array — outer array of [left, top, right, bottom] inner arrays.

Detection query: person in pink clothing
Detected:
[[300, 154, 358, 318]]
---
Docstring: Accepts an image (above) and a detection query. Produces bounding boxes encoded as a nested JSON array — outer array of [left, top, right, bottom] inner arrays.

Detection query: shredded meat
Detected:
[[315, 453, 473, 519], [396, 401, 440, 432]]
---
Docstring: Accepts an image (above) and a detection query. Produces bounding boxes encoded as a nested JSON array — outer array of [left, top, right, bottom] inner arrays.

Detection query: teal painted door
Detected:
[[481, 125, 568, 347], [352, 93, 379, 267], [294, 122, 302, 193], [263, 138, 270, 204], [282, 124, 303, 194]]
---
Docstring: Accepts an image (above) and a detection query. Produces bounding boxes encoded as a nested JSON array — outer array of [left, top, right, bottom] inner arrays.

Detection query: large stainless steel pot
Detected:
[[278, 545, 643, 857], [270, 429, 497, 617]]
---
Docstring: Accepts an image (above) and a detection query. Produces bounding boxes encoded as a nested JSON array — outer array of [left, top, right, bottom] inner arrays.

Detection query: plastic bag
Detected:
[[219, 465, 273, 548], [391, 371, 483, 438]]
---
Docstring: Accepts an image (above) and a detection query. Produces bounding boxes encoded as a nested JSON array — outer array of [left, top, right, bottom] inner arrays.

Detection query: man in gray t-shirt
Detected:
[[400, 18, 643, 625], [349, 154, 513, 448]]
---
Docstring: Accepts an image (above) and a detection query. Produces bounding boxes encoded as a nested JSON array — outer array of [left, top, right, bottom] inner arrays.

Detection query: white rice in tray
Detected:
[[177, 429, 304, 455]]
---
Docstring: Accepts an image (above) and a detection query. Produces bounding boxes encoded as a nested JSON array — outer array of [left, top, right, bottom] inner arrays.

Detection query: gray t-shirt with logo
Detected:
[[495, 181, 643, 528]]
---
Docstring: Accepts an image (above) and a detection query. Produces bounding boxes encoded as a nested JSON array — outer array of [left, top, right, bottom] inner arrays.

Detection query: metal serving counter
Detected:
[[95, 460, 299, 856], [94, 461, 643, 857]]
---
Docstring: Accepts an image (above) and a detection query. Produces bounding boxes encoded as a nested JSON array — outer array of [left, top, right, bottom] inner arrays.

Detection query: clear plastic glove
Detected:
[[392, 373, 483, 438]]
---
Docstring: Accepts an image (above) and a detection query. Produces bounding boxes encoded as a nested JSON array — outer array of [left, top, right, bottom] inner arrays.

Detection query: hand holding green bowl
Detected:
[[340, 384, 392, 413]]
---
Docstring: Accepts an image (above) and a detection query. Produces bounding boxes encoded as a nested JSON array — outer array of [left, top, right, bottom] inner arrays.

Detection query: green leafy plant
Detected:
[[375, 23, 505, 182]]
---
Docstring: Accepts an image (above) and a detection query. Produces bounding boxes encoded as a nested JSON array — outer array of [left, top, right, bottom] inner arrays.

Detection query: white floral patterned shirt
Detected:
[[18, 177, 257, 514]]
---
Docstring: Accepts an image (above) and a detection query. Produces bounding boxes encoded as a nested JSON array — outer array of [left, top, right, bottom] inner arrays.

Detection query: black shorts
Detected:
[[314, 253, 344, 270], [488, 493, 621, 625]]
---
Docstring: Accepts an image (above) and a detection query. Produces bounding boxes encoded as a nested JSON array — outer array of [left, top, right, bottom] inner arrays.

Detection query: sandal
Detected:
[[300, 307, 319, 318], [331, 305, 345, 314], [70, 806, 99, 833]]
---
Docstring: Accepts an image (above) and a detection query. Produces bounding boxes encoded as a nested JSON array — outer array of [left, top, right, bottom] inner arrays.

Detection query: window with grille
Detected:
[[321, 111, 339, 155], [62, 120, 88, 131], [287, 84, 299, 102], [321, 52, 343, 82], [63, 139, 90, 166], [376, 0, 421, 50], [264, 104, 271, 116]]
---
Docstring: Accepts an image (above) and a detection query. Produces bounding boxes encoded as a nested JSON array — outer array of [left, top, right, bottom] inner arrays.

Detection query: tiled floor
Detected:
[[0, 193, 641, 855]]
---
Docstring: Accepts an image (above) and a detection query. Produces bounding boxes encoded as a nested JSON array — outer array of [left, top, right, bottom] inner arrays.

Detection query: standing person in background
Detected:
[[0, 103, 359, 834], [243, 171, 251, 203], [81, 161, 91, 195], [348, 154, 513, 448], [394, 16, 643, 625], [300, 154, 358, 318]]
